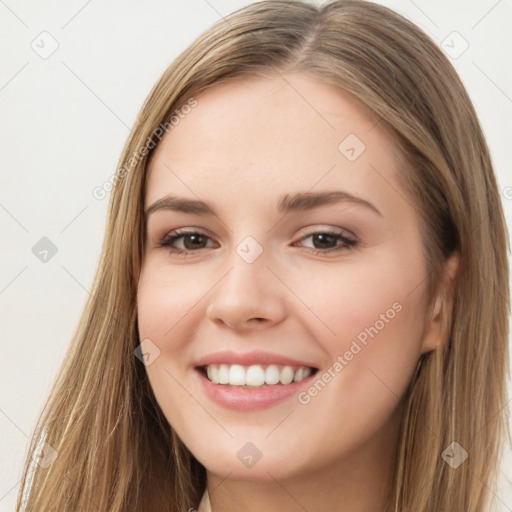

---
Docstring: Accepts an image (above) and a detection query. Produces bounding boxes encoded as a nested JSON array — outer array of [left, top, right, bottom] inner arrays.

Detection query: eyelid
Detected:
[[295, 224, 356, 240]]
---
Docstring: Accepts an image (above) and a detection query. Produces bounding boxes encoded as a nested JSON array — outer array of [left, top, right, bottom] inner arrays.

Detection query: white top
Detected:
[[197, 488, 211, 512]]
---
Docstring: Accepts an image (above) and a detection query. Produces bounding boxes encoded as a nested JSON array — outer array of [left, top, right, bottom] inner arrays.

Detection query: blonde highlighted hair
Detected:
[[17, 1, 509, 510]]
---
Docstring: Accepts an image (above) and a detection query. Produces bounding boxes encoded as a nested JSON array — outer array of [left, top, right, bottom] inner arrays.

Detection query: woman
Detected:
[[17, 1, 509, 510]]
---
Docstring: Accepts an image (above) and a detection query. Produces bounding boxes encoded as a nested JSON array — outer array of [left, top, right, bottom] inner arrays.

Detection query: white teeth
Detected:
[[279, 366, 294, 385], [203, 363, 314, 387], [246, 365, 265, 387], [229, 364, 246, 385], [265, 364, 280, 385], [208, 364, 219, 384], [218, 364, 229, 384], [294, 367, 304, 382]]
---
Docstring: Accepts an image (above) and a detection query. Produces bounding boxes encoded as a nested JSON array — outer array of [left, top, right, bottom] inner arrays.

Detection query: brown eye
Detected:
[[297, 230, 357, 254], [159, 230, 216, 254]]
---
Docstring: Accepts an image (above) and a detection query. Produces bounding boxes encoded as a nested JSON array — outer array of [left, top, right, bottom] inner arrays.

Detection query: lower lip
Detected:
[[196, 369, 316, 411]]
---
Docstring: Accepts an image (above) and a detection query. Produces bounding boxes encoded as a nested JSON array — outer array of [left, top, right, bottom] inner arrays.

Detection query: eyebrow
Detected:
[[144, 190, 382, 218]]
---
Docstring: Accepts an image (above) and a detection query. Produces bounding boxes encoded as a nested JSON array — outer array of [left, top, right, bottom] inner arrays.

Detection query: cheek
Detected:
[[289, 247, 427, 348], [288, 246, 428, 404], [136, 262, 204, 422], [137, 260, 203, 352]]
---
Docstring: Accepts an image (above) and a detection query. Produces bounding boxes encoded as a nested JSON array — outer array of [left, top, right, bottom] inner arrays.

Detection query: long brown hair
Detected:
[[17, 1, 509, 510]]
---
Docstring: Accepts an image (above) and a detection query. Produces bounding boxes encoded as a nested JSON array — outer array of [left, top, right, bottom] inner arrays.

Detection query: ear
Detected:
[[420, 251, 460, 354]]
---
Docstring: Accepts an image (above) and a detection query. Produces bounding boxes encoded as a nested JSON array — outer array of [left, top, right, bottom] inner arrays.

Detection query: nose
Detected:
[[205, 248, 287, 331]]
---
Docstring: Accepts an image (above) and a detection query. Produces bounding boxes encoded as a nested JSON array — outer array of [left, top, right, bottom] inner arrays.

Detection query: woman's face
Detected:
[[137, 72, 440, 482]]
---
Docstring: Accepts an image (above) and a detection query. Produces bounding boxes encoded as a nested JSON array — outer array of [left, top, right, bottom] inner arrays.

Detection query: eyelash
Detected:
[[157, 228, 358, 256]]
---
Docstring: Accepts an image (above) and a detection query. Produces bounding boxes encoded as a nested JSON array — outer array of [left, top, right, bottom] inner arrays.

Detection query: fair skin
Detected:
[[137, 71, 458, 512]]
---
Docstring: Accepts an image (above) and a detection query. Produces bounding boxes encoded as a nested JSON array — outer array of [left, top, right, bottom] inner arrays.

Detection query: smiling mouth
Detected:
[[198, 363, 318, 388]]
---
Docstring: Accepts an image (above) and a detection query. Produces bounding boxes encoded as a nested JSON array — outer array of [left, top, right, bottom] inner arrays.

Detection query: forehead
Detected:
[[145, 72, 402, 214]]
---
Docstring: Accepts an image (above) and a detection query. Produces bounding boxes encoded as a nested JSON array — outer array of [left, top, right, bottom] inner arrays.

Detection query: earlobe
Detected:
[[421, 296, 444, 354]]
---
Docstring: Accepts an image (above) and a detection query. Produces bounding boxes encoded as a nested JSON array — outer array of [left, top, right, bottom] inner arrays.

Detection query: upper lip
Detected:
[[194, 350, 318, 369]]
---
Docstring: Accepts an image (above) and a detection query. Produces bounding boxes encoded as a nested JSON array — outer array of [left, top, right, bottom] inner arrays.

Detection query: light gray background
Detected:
[[1, 0, 511, 510]]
